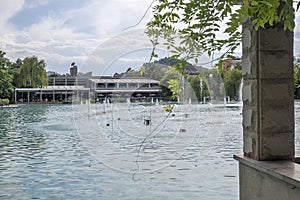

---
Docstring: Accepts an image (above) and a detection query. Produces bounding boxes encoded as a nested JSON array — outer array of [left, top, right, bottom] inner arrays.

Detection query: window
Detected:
[[107, 83, 116, 88], [97, 83, 106, 88]]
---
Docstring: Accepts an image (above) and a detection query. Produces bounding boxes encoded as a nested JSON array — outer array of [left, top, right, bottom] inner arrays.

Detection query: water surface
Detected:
[[0, 102, 299, 199]]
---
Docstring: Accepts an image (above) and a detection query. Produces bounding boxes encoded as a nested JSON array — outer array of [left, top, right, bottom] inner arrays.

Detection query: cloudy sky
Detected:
[[1, 0, 300, 75], [0, 0, 156, 75]]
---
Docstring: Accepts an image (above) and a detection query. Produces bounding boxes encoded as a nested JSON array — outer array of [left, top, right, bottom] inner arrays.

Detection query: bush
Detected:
[[1, 98, 9, 105], [90, 100, 97, 103]]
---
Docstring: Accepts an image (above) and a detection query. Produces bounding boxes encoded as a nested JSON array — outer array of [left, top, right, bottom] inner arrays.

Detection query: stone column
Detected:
[[242, 18, 294, 160]]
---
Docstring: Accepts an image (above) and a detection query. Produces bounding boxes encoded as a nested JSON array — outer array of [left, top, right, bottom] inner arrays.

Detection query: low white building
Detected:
[[15, 76, 162, 103]]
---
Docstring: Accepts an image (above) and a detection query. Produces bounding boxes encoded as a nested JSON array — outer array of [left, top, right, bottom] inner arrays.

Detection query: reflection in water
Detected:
[[0, 102, 299, 199]]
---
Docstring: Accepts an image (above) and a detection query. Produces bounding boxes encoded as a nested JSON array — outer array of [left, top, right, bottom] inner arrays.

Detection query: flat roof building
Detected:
[[15, 76, 162, 103]]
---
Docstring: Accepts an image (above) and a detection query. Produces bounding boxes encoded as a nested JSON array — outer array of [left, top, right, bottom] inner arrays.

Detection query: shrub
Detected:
[[1, 98, 9, 105]]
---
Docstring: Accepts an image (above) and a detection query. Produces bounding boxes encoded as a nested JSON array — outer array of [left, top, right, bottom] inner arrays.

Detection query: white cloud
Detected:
[[118, 57, 148, 63], [24, 0, 49, 9], [0, 0, 154, 74], [0, 0, 24, 34], [63, 0, 153, 36], [0, 0, 300, 75], [295, 11, 300, 55]]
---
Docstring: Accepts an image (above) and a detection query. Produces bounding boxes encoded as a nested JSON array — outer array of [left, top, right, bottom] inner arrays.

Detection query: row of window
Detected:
[[96, 83, 159, 89], [47, 77, 161, 89], [48, 78, 87, 86]]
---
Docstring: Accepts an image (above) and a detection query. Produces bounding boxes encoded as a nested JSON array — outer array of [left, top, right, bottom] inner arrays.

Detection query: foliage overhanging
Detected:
[[146, 0, 300, 61]]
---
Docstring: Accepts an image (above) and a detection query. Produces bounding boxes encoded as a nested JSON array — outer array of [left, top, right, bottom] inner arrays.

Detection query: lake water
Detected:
[[1, 102, 300, 200]]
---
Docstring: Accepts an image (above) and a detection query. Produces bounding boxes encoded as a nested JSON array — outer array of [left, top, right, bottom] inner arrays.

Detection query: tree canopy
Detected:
[[145, 0, 299, 102], [0, 51, 13, 99], [0, 50, 48, 100], [17, 56, 48, 88], [147, 0, 300, 61]]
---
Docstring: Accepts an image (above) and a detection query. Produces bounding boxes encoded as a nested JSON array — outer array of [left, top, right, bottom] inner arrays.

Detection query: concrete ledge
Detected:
[[295, 152, 300, 164], [234, 154, 300, 189]]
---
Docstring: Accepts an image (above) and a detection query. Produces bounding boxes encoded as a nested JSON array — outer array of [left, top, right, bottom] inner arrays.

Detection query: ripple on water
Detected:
[[2, 103, 299, 199]]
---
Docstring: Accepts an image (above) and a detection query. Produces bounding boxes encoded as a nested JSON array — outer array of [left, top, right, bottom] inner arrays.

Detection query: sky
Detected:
[[0, 0, 300, 76], [0, 0, 157, 75]]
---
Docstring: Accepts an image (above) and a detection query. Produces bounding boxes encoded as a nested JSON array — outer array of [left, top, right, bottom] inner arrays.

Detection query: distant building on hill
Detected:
[[222, 57, 242, 69]]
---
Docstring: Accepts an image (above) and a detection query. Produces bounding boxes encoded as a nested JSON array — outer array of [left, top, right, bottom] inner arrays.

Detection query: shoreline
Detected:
[[0, 104, 20, 108]]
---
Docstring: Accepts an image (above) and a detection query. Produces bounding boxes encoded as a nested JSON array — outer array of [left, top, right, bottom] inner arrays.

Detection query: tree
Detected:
[[140, 62, 165, 80], [17, 56, 48, 88], [0, 69, 13, 99], [294, 59, 300, 87], [146, 0, 299, 101], [147, 0, 300, 61], [10, 58, 23, 87], [200, 68, 225, 100], [0, 51, 11, 68], [121, 67, 140, 78], [160, 67, 182, 100], [187, 75, 210, 102], [294, 56, 300, 98], [223, 69, 242, 100], [0, 51, 13, 99]]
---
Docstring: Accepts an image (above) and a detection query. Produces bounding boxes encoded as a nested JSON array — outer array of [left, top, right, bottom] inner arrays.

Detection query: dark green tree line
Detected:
[[0, 51, 13, 99], [0, 50, 48, 101]]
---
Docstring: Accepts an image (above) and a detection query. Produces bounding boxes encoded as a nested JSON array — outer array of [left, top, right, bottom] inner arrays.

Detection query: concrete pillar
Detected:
[[242, 18, 294, 160], [27, 91, 30, 103]]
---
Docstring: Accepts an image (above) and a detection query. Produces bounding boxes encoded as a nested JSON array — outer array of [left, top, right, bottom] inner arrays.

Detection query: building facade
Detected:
[[15, 76, 162, 103]]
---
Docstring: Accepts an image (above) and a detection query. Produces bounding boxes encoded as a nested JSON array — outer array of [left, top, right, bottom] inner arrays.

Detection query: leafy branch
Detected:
[[146, 0, 299, 61]]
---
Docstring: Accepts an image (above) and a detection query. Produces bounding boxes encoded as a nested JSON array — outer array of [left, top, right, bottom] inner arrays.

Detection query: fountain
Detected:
[[200, 78, 203, 103], [103, 98, 107, 113], [155, 98, 159, 106], [239, 78, 243, 103]]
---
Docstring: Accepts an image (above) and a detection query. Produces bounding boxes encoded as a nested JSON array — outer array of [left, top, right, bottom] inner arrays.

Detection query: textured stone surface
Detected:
[[242, 18, 294, 160], [260, 106, 294, 134], [259, 52, 294, 79], [235, 155, 300, 200], [242, 80, 254, 103], [259, 28, 293, 51], [261, 133, 295, 160], [243, 107, 257, 132], [260, 81, 293, 105], [242, 109, 252, 128], [238, 2, 295, 199], [243, 132, 259, 158]]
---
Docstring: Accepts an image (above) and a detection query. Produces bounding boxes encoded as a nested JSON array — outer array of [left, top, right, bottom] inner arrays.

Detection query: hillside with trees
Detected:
[[118, 57, 243, 102], [2, 49, 300, 104]]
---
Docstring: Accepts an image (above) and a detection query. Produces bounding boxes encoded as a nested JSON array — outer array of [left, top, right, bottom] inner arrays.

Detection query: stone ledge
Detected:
[[234, 154, 300, 188], [295, 152, 300, 164]]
